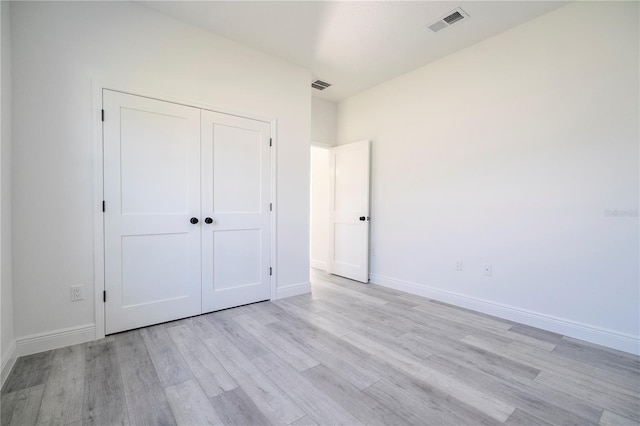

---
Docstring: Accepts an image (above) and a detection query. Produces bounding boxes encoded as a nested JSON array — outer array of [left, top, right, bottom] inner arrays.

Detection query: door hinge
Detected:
[[101, 109, 104, 122], [270, 203, 272, 211], [103, 291, 106, 303], [102, 201, 105, 212], [270, 267, 272, 276], [269, 138, 272, 147]]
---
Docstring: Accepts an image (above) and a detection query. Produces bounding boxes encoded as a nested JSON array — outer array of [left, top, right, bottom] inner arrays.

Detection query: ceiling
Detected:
[[139, 1, 569, 102]]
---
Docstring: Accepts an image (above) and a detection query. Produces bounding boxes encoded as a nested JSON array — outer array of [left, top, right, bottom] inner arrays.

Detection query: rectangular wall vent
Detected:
[[311, 80, 331, 91], [428, 8, 469, 32]]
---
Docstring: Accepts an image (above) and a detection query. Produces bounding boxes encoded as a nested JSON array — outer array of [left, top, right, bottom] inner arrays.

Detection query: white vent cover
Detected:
[[428, 8, 469, 32], [311, 80, 331, 91]]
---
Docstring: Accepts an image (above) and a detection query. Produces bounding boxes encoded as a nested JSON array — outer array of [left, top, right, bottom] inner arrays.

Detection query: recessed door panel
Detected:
[[120, 109, 189, 215], [213, 124, 262, 213], [121, 234, 190, 306], [212, 230, 261, 290]]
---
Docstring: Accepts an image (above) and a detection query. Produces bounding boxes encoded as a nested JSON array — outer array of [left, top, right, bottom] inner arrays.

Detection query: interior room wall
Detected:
[[337, 1, 639, 353], [311, 97, 337, 147], [1, 0, 16, 383], [10, 1, 311, 350], [310, 147, 330, 270]]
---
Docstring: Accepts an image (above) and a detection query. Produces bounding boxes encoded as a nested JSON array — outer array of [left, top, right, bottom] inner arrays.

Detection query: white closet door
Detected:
[[201, 110, 271, 312], [103, 90, 202, 334]]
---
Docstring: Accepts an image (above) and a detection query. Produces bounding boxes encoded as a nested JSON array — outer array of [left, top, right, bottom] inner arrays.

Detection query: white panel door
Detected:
[[201, 110, 271, 312], [328, 140, 371, 283], [103, 90, 202, 334]]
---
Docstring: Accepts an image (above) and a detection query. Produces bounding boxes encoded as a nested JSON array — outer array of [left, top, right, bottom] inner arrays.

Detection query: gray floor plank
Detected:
[[599, 409, 639, 426], [82, 341, 128, 426], [1, 385, 45, 426], [209, 387, 272, 426], [140, 324, 193, 388], [202, 312, 271, 360], [509, 324, 565, 345], [36, 344, 85, 426], [232, 313, 320, 372], [114, 330, 176, 426], [166, 323, 237, 397], [1, 351, 54, 395], [288, 415, 318, 426], [165, 379, 222, 426], [301, 364, 408, 426], [253, 353, 363, 426], [202, 333, 306, 425], [505, 408, 554, 426]]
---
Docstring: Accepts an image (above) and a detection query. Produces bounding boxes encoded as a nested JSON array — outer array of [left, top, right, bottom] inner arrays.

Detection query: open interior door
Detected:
[[327, 140, 371, 283]]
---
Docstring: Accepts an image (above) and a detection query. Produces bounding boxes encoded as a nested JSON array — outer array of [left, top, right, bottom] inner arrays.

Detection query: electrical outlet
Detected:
[[455, 260, 463, 271], [483, 264, 492, 277], [71, 285, 83, 301]]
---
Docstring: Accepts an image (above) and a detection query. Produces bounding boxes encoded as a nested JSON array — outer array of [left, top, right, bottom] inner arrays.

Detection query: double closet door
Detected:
[[103, 90, 271, 335]]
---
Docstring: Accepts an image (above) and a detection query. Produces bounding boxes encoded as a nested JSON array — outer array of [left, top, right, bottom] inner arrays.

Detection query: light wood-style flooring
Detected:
[[2, 269, 639, 425]]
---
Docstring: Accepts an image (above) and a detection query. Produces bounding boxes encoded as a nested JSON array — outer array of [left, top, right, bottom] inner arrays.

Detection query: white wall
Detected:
[[11, 1, 311, 347], [311, 97, 337, 147], [1, 0, 16, 384], [310, 147, 330, 270], [337, 2, 639, 353]]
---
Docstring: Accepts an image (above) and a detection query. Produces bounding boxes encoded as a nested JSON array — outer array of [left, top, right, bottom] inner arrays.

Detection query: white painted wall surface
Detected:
[[337, 2, 639, 353], [311, 97, 337, 147], [310, 147, 330, 270], [11, 1, 311, 341], [1, 0, 16, 382]]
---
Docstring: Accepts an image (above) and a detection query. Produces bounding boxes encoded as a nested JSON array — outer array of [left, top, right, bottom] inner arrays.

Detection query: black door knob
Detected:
[[190, 217, 199, 224], [205, 217, 213, 224], [359, 216, 366, 221]]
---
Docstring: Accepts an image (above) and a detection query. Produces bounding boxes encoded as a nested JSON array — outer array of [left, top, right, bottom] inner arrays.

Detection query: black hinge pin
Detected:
[[269, 267, 272, 276], [101, 109, 104, 122], [269, 138, 272, 147], [103, 291, 106, 302], [270, 203, 272, 211], [102, 201, 105, 212]]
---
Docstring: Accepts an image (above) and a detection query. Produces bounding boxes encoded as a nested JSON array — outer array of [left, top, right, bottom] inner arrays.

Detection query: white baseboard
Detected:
[[370, 273, 640, 355], [1, 339, 17, 388], [15, 323, 96, 358], [275, 281, 311, 299], [310, 259, 327, 271]]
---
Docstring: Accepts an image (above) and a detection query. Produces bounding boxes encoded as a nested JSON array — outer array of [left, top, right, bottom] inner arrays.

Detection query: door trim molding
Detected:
[[92, 79, 277, 339]]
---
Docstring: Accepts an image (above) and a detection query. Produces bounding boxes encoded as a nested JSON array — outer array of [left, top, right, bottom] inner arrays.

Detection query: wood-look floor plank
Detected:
[[232, 313, 320, 372], [301, 364, 408, 426], [165, 379, 222, 426], [288, 415, 319, 426], [202, 312, 271, 360], [140, 324, 193, 388], [599, 409, 639, 426], [203, 333, 305, 425], [554, 337, 640, 376], [505, 408, 554, 426], [166, 323, 237, 397], [1, 351, 54, 395], [509, 324, 565, 345], [36, 344, 85, 426], [82, 340, 128, 426], [268, 315, 378, 389], [253, 353, 363, 426], [114, 330, 176, 426], [427, 353, 602, 426], [343, 331, 515, 422], [1, 385, 45, 426], [209, 387, 272, 426]]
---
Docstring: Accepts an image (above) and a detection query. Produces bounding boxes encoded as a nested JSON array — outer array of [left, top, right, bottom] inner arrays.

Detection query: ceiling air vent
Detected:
[[428, 8, 469, 33], [311, 80, 331, 91]]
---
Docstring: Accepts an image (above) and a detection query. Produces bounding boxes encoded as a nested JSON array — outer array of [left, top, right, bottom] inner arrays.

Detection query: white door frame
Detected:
[[91, 79, 277, 339]]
